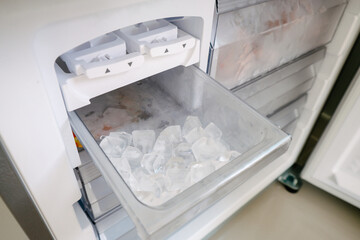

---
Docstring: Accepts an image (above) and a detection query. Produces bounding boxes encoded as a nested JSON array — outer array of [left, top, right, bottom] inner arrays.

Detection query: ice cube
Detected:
[[150, 174, 170, 197], [182, 116, 202, 136], [110, 157, 132, 181], [99, 135, 130, 157], [121, 146, 143, 171], [153, 154, 167, 174], [153, 137, 173, 160], [218, 150, 241, 162], [190, 161, 216, 184], [184, 127, 208, 144], [212, 160, 227, 170], [158, 125, 182, 145], [166, 157, 187, 169], [166, 167, 190, 192], [173, 143, 196, 167], [204, 122, 222, 140], [230, 150, 241, 160], [109, 131, 132, 145], [191, 137, 228, 162], [132, 130, 156, 154], [141, 153, 166, 174], [131, 168, 158, 192]]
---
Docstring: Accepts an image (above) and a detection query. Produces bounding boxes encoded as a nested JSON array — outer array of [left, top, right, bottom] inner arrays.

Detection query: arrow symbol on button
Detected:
[[128, 62, 133, 67], [105, 68, 110, 73], [164, 48, 169, 53], [182, 43, 186, 48]]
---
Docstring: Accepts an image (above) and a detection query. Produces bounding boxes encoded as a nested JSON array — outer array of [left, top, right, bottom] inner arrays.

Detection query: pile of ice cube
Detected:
[[99, 116, 241, 206]]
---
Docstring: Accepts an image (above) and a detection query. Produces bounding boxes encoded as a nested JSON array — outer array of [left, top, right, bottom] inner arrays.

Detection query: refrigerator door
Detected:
[[70, 65, 290, 239], [302, 69, 360, 208]]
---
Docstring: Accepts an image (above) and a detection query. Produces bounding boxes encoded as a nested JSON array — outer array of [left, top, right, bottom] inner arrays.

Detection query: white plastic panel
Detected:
[[302, 69, 360, 208]]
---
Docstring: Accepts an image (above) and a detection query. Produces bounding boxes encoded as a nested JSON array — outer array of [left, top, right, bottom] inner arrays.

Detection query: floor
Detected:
[[0, 196, 28, 240], [208, 182, 360, 240], [1, 182, 360, 240]]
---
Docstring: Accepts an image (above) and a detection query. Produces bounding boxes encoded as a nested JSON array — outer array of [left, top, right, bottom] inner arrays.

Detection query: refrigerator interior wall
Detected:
[[209, 0, 347, 89], [302, 69, 360, 208]]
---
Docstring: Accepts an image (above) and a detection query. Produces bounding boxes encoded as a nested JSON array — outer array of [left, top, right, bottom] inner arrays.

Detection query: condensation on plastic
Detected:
[[210, 0, 347, 89]]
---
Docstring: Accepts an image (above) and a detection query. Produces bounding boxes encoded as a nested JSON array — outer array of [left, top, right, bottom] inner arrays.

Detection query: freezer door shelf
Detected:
[[69, 65, 290, 239]]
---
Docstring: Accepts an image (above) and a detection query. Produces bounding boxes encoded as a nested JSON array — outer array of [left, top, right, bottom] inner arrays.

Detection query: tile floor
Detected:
[[208, 182, 360, 240], [1, 182, 360, 240], [0, 196, 28, 240]]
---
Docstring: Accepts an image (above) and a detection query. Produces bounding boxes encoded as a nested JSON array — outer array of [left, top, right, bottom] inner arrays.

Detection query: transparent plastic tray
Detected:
[[209, 0, 346, 89], [233, 48, 324, 116], [268, 94, 307, 134], [76, 150, 121, 221], [70, 66, 290, 239]]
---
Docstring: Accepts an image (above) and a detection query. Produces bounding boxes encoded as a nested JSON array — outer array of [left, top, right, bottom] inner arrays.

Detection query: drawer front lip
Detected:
[[69, 65, 291, 239]]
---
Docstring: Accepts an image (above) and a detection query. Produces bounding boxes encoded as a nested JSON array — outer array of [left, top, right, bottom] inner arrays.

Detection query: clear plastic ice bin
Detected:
[[69, 65, 291, 239]]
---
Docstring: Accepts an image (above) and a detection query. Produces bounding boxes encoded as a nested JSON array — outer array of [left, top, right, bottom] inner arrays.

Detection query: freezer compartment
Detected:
[[209, 0, 347, 89], [76, 150, 121, 221], [233, 49, 325, 116], [70, 65, 290, 239]]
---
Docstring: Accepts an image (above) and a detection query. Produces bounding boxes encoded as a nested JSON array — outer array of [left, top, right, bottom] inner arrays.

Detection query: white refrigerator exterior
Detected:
[[0, 0, 359, 239]]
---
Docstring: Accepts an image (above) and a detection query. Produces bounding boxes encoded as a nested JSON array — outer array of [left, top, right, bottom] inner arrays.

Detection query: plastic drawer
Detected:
[[209, 0, 346, 89], [70, 65, 290, 239]]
